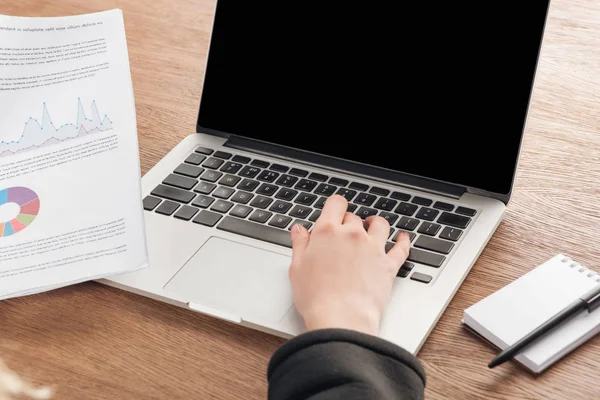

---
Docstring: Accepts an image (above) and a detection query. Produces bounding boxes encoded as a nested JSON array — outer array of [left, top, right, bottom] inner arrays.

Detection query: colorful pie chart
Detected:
[[0, 187, 40, 238]]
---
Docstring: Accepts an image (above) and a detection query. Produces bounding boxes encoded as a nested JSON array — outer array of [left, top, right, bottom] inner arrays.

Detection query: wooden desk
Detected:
[[2, 1, 599, 399]]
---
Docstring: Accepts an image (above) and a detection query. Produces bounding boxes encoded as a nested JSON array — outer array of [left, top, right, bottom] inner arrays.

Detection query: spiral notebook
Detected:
[[463, 254, 600, 373]]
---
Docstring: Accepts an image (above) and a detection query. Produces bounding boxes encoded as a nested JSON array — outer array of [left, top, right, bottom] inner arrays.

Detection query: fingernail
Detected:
[[294, 224, 302, 233]]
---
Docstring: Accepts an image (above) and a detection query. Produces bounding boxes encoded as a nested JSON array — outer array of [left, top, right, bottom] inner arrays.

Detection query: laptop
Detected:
[[101, 1, 551, 354]]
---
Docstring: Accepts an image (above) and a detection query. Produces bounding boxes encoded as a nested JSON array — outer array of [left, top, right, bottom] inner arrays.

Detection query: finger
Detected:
[[365, 215, 390, 244], [387, 231, 411, 265], [342, 211, 363, 228], [316, 194, 348, 226], [290, 223, 310, 263]]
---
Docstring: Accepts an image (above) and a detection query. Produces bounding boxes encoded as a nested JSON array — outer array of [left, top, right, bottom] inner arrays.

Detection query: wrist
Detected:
[[301, 302, 381, 336]]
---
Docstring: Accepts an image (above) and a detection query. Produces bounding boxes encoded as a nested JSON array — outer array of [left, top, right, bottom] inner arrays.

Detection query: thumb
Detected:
[[290, 223, 309, 261]]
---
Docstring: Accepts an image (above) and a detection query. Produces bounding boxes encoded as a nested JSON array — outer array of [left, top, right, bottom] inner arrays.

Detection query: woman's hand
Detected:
[[289, 194, 411, 336]]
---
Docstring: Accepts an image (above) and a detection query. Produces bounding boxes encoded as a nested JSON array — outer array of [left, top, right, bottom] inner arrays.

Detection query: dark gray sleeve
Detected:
[[267, 329, 426, 400]]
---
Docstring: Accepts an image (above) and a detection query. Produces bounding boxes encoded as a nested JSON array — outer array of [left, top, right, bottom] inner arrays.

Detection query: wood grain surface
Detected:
[[2, 0, 599, 399]]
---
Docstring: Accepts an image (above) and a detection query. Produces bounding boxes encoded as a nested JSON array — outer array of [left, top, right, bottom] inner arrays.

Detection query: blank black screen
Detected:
[[197, 1, 550, 195]]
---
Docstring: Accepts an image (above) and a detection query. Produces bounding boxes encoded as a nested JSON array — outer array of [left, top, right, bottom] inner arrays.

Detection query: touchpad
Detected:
[[163, 236, 294, 323]]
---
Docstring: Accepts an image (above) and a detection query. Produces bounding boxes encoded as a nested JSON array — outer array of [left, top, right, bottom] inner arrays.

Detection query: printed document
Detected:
[[0, 10, 148, 299]]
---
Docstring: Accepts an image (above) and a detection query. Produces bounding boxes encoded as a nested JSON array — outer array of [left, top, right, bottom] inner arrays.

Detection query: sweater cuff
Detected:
[[267, 328, 426, 385]]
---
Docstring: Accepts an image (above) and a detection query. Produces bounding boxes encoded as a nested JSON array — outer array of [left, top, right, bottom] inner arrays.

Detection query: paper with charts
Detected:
[[0, 9, 148, 299]]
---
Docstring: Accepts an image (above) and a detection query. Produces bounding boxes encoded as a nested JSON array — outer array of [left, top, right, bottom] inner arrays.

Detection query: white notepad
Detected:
[[463, 254, 600, 373]]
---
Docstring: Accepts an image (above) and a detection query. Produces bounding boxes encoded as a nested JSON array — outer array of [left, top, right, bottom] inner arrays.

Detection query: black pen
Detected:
[[488, 283, 600, 368]]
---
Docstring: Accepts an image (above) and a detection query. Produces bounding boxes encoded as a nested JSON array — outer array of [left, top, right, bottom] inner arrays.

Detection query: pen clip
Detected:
[[583, 289, 600, 312]]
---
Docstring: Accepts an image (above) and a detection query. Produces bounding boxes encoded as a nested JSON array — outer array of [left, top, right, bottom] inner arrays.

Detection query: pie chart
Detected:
[[0, 187, 40, 238]]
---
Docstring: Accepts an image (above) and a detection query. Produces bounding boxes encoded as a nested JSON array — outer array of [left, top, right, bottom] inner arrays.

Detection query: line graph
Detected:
[[0, 98, 113, 158]]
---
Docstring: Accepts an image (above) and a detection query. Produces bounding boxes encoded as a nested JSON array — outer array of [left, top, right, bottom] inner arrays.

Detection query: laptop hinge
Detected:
[[224, 136, 466, 199]]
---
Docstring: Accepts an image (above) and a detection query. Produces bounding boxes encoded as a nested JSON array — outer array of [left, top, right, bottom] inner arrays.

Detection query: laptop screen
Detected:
[[197, 1, 550, 196]]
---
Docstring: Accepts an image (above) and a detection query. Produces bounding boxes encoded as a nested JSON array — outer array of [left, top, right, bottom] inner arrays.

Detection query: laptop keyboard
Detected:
[[143, 146, 477, 284]]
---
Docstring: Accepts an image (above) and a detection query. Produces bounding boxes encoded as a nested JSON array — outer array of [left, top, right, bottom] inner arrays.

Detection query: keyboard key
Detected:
[[237, 179, 260, 191], [289, 205, 312, 219], [395, 202, 418, 216], [410, 272, 433, 283], [276, 174, 298, 187], [295, 192, 317, 206], [456, 206, 476, 216], [397, 268, 411, 278], [402, 261, 415, 270], [174, 205, 199, 221], [314, 197, 327, 209], [270, 164, 289, 172], [213, 150, 232, 159], [256, 183, 278, 196], [354, 193, 377, 206], [336, 188, 357, 201], [249, 209, 273, 223], [270, 200, 293, 213], [156, 200, 179, 216], [295, 179, 318, 191], [408, 248, 445, 268], [269, 214, 292, 228], [417, 222, 441, 236], [211, 200, 234, 213], [143, 196, 161, 211], [220, 162, 243, 174], [289, 168, 309, 177], [185, 153, 206, 165], [163, 173, 197, 190], [370, 186, 390, 196], [192, 195, 215, 208], [213, 186, 235, 199], [433, 201, 454, 211], [379, 211, 398, 225], [257, 170, 280, 182], [374, 197, 397, 211], [231, 191, 254, 204], [275, 188, 298, 201], [414, 235, 454, 254], [347, 203, 358, 212], [174, 163, 203, 178], [415, 207, 439, 221], [250, 159, 270, 168], [437, 212, 471, 229], [308, 172, 328, 182], [289, 220, 313, 230], [250, 195, 273, 209], [232, 155, 251, 164], [193, 210, 222, 227], [349, 182, 369, 191], [239, 166, 261, 178], [200, 170, 223, 182], [195, 146, 213, 155], [391, 191, 411, 201], [151, 184, 195, 203], [218, 216, 292, 247], [439, 226, 463, 241], [396, 216, 420, 231], [219, 174, 241, 187], [202, 157, 224, 169], [397, 261, 414, 278], [194, 181, 216, 194], [230, 204, 253, 218], [315, 184, 337, 196], [329, 177, 348, 186], [385, 242, 394, 253], [356, 207, 378, 219], [411, 196, 432, 206], [309, 209, 321, 222], [392, 230, 416, 242]]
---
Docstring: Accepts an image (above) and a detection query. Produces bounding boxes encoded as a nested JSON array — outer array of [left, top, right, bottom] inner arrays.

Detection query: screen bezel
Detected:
[[195, 1, 552, 204]]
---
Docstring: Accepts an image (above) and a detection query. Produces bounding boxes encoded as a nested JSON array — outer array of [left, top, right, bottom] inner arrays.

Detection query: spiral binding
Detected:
[[560, 255, 600, 283]]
